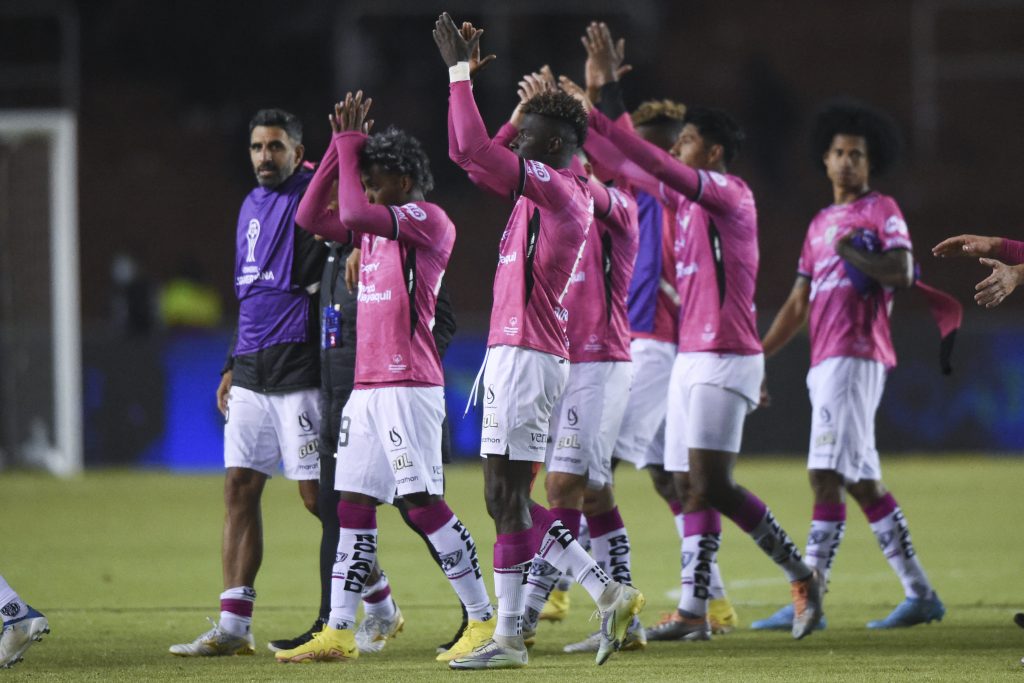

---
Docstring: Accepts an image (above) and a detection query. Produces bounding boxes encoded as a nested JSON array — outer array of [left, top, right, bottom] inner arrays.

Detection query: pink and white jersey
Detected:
[[563, 185, 639, 363], [488, 163, 593, 357], [354, 202, 454, 387], [662, 172, 761, 355], [798, 191, 913, 369]]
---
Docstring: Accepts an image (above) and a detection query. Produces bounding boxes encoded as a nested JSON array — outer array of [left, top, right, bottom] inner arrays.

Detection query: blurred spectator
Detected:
[[110, 252, 155, 337], [159, 256, 223, 329]]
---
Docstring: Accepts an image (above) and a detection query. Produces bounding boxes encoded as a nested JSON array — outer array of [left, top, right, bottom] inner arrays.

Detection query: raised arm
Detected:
[[588, 106, 702, 201], [330, 92, 399, 242], [294, 140, 340, 235], [435, 14, 522, 195]]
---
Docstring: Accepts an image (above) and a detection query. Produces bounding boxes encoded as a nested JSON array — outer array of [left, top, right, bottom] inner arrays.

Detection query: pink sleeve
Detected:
[[797, 225, 813, 277], [389, 202, 452, 250], [295, 141, 344, 236], [876, 197, 913, 252], [999, 238, 1024, 265], [448, 80, 522, 197], [598, 187, 636, 240], [493, 121, 518, 149], [333, 132, 401, 241], [583, 128, 663, 197], [588, 107, 701, 202], [586, 177, 612, 218]]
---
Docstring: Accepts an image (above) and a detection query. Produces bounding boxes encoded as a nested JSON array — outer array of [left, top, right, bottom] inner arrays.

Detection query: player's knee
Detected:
[[544, 472, 586, 509], [809, 469, 844, 503], [224, 468, 263, 509], [847, 479, 887, 507]]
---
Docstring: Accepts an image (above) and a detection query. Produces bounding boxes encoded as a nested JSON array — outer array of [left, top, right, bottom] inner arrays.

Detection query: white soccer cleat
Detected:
[[596, 583, 646, 665], [564, 616, 646, 653], [355, 606, 405, 653], [169, 618, 255, 656], [0, 606, 49, 669], [449, 637, 528, 670]]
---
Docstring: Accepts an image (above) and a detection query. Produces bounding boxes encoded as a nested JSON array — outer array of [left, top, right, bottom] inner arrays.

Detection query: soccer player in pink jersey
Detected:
[[583, 25, 824, 642], [435, 14, 645, 669], [274, 92, 493, 663], [564, 23, 740, 635], [933, 234, 1024, 306], [758, 101, 945, 630]]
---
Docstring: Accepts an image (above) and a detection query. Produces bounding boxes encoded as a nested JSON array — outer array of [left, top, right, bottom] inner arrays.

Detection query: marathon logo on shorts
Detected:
[[343, 534, 376, 593], [485, 385, 495, 405], [298, 412, 315, 433], [389, 427, 404, 448], [298, 439, 318, 458]]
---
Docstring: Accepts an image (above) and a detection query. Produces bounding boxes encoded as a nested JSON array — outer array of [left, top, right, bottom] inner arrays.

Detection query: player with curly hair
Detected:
[[757, 99, 947, 631], [273, 92, 493, 664], [434, 13, 644, 670]]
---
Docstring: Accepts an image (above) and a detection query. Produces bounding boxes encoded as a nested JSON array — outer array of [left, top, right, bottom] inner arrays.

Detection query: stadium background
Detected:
[[2, 0, 1023, 469]]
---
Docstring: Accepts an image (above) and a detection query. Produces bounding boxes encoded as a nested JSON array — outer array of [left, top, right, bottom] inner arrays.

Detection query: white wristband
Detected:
[[448, 61, 471, 83]]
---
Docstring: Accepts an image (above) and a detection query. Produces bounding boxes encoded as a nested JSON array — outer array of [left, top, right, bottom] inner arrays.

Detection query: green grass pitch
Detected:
[[4, 455, 1023, 681]]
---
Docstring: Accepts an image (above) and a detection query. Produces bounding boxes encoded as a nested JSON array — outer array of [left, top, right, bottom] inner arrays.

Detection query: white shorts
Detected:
[[546, 361, 632, 488], [335, 386, 446, 504], [806, 356, 886, 483], [614, 339, 676, 468], [224, 386, 320, 480], [664, 352, 764, 471], [479, 345, 570, 462]]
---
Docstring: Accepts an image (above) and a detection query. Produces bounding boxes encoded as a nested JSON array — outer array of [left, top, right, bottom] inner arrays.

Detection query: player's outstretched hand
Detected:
[[433, 12, 481, 68], [511, 68, 557, 126], [331, 91, 374, 135], [460, 21, 495, 79], [558, 75, 593, 112], [581, 21, 632, 94], [974, 258, 1023, 308], [932, 233, 1002, 259]]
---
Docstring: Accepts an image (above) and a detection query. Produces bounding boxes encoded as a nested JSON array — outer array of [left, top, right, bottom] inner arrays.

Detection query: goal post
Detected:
[[0, 110, 81, 476]]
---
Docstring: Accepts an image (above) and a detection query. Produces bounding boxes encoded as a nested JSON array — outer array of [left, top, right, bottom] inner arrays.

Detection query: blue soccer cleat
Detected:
[[867, 595, 945, 629], [750, 604, 828, 631]]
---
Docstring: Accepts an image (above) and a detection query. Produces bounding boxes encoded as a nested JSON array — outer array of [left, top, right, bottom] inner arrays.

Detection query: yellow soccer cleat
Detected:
[[436, 618, 496, 662], [539, 589, 571, 622], [709, 598, 740, 634], [275, 625, 358, 663]]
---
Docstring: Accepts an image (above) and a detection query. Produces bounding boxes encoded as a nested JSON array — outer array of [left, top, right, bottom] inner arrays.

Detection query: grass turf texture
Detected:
[[4, 455, 1023, 681]]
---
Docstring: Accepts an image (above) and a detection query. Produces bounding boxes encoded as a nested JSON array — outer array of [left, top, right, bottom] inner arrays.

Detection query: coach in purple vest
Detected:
[[170, 109, 327, 657]]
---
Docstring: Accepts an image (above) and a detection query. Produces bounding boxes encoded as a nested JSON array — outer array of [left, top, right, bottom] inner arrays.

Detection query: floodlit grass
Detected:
[[4, 455, 1023, 680]]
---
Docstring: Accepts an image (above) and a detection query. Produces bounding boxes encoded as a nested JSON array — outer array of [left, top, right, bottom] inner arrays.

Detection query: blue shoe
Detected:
[[867, 595, 945, 629], [750, 604, 827, 631]]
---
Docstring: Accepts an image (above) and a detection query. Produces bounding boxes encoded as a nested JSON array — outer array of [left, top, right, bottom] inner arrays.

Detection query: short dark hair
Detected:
[[359, 127, 435, 194], [249, 109, 303, 143], [683, 107, 744, 165], [811, 99, 901, 176], [521, 91, 588, 147]]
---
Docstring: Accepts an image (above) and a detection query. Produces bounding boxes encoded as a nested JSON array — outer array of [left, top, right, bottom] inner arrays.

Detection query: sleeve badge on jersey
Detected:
[[400, 202, 428, 221], [526, 160, 551, 182], [707, 170, 729, 187], [884, 215, 908, 235]]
